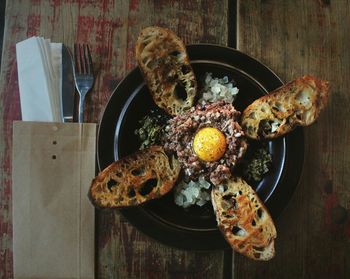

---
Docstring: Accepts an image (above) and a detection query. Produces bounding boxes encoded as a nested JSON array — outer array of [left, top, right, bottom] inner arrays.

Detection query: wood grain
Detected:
[[237, 0, 350, 278], [0, 0, 230, 278]]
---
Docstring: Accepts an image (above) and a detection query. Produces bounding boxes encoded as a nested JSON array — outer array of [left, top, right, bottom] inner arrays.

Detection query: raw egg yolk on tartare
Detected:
[[193, 127, 227, 162]]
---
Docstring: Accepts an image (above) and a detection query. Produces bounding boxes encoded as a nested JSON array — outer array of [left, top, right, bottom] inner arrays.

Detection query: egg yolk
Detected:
[[193, 127, 227, 162]]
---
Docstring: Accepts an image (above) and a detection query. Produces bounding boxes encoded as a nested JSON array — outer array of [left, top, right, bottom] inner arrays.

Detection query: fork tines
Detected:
[[74, 44, 93, 75], [73, 43, 94, 123]]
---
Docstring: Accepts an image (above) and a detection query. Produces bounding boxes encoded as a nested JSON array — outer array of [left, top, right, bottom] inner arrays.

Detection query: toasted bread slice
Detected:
[[89, 146, 180, 208], [135, 26, 197, 116], [211, 177, 277, 261], [241, 75, 329, 140]]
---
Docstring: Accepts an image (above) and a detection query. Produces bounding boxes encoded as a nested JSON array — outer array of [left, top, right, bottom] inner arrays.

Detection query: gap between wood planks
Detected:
[[227, 0, 237, 49], [222, 1, 237, 279]]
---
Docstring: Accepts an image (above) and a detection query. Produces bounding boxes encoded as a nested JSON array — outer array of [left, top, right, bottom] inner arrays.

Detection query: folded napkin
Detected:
[[12, 121, 96, 278], [16, 37, 63, 122]]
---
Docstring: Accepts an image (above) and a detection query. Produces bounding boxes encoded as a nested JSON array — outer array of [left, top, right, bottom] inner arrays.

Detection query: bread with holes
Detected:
[[211, 177, 277, 261], [135, 26, 197, 116], [89, 146, 181, 208], [241, 75, 329, 140]]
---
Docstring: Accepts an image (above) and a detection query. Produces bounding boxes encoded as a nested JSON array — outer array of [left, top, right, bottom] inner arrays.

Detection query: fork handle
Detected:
[[78, 95, 85, 123]]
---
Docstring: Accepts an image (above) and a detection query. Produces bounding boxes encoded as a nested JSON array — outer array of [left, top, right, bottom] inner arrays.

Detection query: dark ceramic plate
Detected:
[[97, 44, 304, 250]]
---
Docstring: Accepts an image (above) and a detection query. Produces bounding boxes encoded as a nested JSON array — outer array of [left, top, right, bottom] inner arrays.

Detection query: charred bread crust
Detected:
[[135, 26, 197, 116], [89, 146, 181, 208], [211, 177, 277, 261], [241, 75, 329, 140]]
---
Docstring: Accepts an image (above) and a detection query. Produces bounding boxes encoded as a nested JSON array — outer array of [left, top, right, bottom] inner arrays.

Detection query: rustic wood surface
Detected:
[[1, 0, 350, 278], [236, 0, 350, 278], [0, 0, 230, 278]]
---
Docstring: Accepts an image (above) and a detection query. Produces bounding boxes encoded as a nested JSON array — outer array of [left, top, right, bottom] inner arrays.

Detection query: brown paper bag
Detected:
[[12, 121, 96, 279]]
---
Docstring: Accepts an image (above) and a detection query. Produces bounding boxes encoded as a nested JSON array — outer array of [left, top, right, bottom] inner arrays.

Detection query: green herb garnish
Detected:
[[243, 146, 272, 182], [134, 114, 165, 149]]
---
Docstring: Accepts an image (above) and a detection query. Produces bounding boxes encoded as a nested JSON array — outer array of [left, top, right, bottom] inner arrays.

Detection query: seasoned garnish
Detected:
[[134, 113, 167, 149], [243, 146, 272, 182]]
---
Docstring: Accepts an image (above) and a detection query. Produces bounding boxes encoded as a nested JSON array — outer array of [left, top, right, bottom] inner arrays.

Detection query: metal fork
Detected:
[[73, 44, 94, 123]]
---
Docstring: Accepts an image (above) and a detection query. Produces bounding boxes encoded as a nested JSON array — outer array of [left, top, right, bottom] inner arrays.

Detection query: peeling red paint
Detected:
[[126, 31, 136, 71], [120, 221, 138, 275], [76, 11, 125, 106], [0, 249, 13, 278], [101, 0, 112, 14], [26, 14, 41, 37], [1, 43, 20, 277], [50, 0, 60, 6], [49, 0, 101, 8], [314, 8, 328, 28], [95, 19, 119, 44], [127, 15, 137, 27], [49, 0, 62, 27], [77, 16, 95, 42], [102, 72, 117, 92], [130, 0, 139, 11], [77, 16, 123, 43], [11, 26, 24, 35], [322, 183, 350, 239], [69, 0, 115, 11], [3, 179, 12, 197], [2, 58, 21, 171], [324, 193, 338, 228]]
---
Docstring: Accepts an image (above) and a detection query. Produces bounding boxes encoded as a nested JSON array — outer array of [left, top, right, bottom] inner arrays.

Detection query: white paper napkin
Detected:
[[16, 37, 63, 122]]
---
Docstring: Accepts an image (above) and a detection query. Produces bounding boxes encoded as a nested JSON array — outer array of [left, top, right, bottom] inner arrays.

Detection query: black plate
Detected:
[[97, 44, 304, 250]]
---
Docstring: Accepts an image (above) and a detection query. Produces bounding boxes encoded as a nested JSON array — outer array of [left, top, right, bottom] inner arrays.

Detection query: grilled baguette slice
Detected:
[[135, 26, 197, 116], [241, 75, 329, 139], [89, 146, 180, 208], [211, 177, 277, 261]]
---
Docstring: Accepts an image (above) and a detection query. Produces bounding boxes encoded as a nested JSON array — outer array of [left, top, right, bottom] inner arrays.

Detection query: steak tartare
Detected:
[[163, 101, 248, 186]]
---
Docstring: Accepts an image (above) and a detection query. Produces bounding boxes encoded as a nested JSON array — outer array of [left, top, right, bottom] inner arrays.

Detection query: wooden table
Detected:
[[1, 1, 349, 278]]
